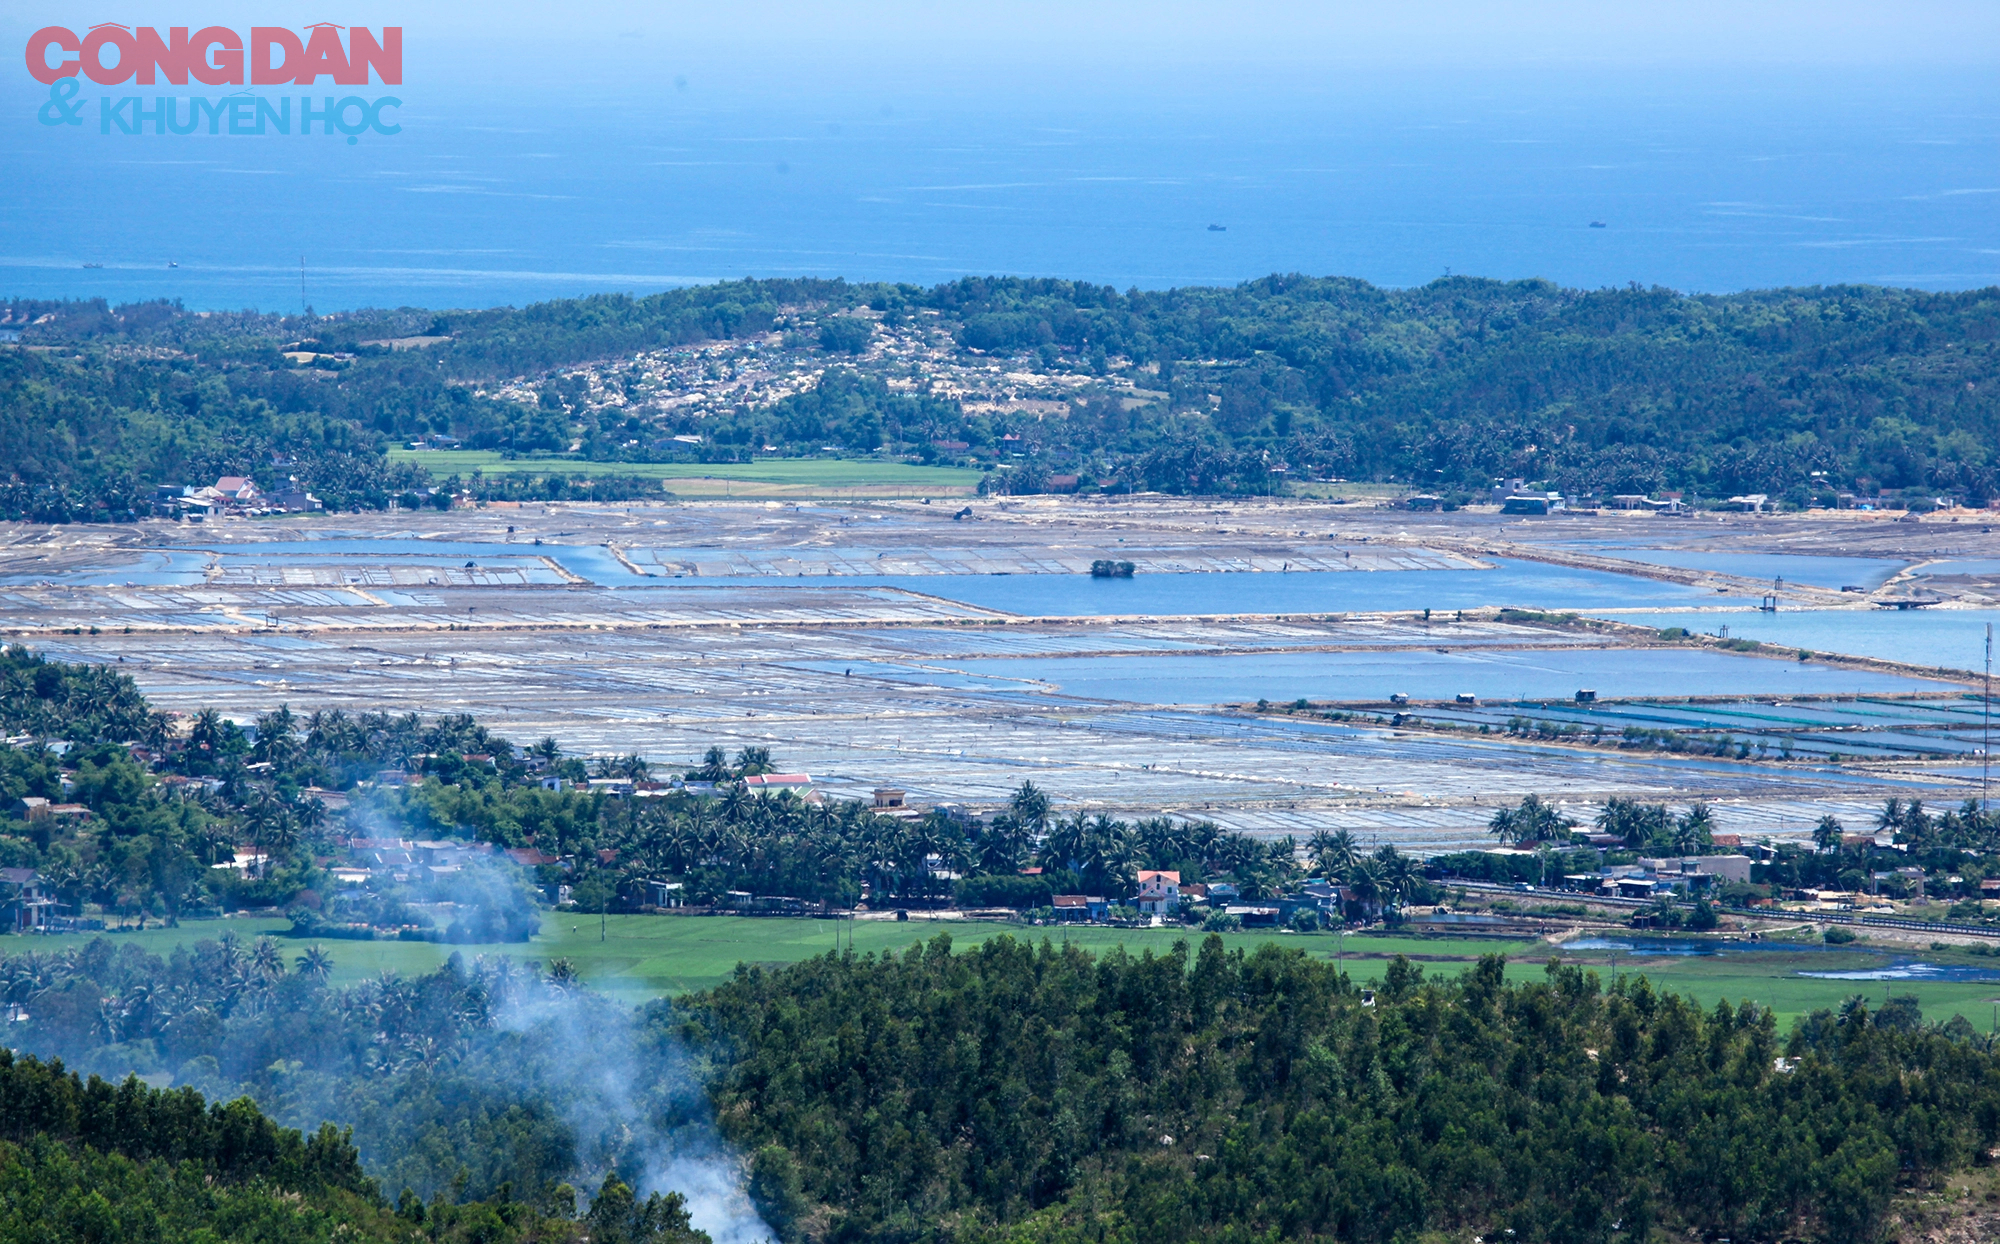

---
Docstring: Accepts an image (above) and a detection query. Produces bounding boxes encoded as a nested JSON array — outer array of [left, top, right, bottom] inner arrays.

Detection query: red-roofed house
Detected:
[[1136, 870, 1181, 917]]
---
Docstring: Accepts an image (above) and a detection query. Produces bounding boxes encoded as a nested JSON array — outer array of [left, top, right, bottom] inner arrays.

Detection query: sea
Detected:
[[2, 25, 1997, 313]]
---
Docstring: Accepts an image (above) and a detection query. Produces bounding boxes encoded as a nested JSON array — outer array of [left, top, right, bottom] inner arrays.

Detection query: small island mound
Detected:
[[1090, 559, 1136, 578]]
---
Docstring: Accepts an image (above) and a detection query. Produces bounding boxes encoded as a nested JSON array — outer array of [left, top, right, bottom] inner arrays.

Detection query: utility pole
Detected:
[[1985, 623, 1993, 816]]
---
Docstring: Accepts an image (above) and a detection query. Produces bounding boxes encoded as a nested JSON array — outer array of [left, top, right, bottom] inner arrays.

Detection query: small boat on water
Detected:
[[1207, 224, 1226, 231], [81, 262, 103, 269], [1589, 221, 1607, 229], [167, 261, 179, 268]]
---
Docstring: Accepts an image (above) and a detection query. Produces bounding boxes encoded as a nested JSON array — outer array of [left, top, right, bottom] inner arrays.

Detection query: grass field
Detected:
[[389, 449, 985, 497], [27, 915, 2000, 1032]]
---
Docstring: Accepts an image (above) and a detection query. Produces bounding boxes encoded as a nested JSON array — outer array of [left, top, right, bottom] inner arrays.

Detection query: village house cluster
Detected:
[[152, 475, 322, 520]]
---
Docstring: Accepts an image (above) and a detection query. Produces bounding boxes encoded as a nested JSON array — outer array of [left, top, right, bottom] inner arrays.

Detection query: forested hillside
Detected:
[[0, 1042, 690, 1242], [17, 925, 2000, 1244], [681, 933, 2000, 1244], [4, 274, 1997, 516]]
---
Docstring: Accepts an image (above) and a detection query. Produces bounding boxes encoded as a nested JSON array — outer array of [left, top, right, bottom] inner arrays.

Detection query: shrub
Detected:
[[816, 316, 873, 354]]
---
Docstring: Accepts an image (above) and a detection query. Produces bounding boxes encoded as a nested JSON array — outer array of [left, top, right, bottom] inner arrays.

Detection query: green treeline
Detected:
[[0, 646, 527, 923], [0, 647, 1312, 924], [0, 1043, 687, 1243], [6, 274, 1998, 515], [680, 933, 2000, 1244], [25, 925, 2000, 1244], [0, 1045, 367, 1191], [5, 936, 715, 1243]]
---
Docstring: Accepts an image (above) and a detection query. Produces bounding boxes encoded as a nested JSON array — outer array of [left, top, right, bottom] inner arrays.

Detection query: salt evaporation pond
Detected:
[[828, 645, 1950, 705], [17, 539, 641, 587], [1620, 609, 2000, 671], [1587, 550, 1909, 590], [0, 549, 213, 587], [222, 540, 639, 584], [704, 557, 1763, 616]]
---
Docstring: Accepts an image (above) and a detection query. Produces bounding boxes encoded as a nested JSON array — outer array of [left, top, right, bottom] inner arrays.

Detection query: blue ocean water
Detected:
[[2, 38, 1996, 311]]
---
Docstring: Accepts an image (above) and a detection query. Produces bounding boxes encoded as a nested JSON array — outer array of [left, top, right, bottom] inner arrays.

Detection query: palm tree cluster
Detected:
[[561, 776, 1299, 910], [1305, 830, 1425, 915], [1592, 797, 1714, 854], [280, 707, 512, 784], [0, 646, 154, 744], [1489, 794, 1580, 846], [0, 931, 348, 1051], [1874, 797, 2000, 851], [1030, 802, 1294, 897]]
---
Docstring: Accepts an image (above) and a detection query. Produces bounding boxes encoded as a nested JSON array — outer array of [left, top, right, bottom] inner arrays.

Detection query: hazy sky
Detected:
[[9, 2, 1998, 74]]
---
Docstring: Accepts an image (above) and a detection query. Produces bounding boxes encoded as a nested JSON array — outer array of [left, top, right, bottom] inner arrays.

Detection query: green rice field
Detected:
[[388, 449, 985, 493], [25, 914, 2000, 1033]]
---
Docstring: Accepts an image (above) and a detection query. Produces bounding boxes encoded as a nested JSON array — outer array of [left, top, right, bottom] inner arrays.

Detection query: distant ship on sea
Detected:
[[81, 262, 103, 269], [168, 261, 179, 268], [1589, 221, 1607, 228], [1207, 224, 1226, 231]]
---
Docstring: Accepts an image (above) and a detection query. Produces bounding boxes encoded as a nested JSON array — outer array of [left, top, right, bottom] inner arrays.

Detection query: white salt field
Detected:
[[10, 499, 2000, 850]]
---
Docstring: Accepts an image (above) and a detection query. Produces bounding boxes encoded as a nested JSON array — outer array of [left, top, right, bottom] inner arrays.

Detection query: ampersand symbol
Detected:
[[38, 77, 84, 127]]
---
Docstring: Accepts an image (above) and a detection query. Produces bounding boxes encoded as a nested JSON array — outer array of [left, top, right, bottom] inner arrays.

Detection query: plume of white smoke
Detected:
[[491, 981, 779, 1244]]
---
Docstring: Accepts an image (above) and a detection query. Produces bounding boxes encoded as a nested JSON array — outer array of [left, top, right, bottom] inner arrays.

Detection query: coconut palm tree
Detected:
[[1008, 782, 1051, 835], [1670, 803, 1714, 855], [1374, 845, 1420, 906], [250, 937, 286, 980], [253, 704, 300, 767], [718, 782, 751, 825], [1345, 858, 1385, 919], [188, 708, 229, 768], [295, 944, 335, 984], [1308, 829, 1359, 880], [1042, 813, 1089, 874]]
